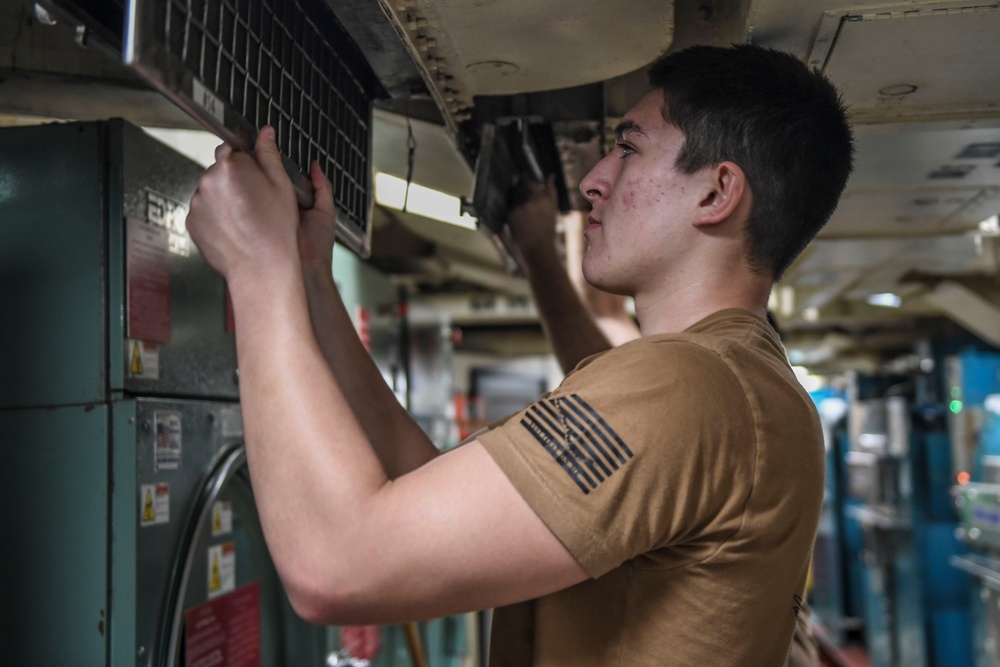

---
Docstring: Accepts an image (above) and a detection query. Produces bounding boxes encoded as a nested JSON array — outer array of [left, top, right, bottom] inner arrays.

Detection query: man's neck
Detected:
[[633, 277, 772, 336]]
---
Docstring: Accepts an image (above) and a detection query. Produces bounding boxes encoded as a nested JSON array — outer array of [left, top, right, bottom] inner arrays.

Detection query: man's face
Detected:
[[578, 90, 705, 296]]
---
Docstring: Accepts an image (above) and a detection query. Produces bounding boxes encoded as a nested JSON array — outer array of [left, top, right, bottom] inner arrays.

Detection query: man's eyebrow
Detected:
[[614, 120, 647, 141]]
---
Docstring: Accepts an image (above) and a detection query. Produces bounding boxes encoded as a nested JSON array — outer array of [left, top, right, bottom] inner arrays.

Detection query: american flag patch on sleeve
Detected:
[[519, 394, 634, 494]]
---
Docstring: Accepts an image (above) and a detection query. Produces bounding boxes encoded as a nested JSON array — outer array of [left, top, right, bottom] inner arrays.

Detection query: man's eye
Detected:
[[616, 143, 635, 157]]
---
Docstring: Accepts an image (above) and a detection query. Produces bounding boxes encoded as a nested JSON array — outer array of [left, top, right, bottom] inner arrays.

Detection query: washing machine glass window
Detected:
[[160, 445, 307, 667]]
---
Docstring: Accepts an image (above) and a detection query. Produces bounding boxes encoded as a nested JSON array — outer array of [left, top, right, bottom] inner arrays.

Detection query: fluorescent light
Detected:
[[866, 293, 902, 308], [142, 127, 220, 167], [374, 172, 478, 230]]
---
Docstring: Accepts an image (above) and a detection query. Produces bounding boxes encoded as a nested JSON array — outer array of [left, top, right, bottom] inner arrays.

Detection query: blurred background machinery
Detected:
[[0, 120, 332, 665], [809, 346, 1000, 667]]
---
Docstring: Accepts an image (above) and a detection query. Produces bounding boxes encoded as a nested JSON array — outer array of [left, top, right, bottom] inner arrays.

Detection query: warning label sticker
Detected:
[[211, 501, 233, 537], [140, 483, 170, 527], [128, 339, 160, 380], [155, 411, 182, 471], [126, 216, 172, 344], [208, 542, 236, 599], [219, 405, 243, 439], [185, 581, 261, 667]]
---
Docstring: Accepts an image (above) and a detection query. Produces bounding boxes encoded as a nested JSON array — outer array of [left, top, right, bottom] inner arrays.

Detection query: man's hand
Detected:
[[298, 161, 339, 275], [186, 126, 299, 283], [507, 175, 559, 263]]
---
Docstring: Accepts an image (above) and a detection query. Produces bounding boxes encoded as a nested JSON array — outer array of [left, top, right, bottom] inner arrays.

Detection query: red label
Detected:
[[127, 217, 172, 343], [185, 581, 261, 667]]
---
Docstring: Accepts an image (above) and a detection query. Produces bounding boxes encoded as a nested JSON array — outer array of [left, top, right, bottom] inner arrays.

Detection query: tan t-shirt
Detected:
[[479, 309, 825, 667]]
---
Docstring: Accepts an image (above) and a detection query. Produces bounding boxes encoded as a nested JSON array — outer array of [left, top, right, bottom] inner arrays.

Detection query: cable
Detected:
[[402, 101, 417, 213]]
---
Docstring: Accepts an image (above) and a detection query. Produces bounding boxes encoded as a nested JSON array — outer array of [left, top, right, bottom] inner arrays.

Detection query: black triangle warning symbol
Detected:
[[130, 342, 144, 375], [210, 554, 222, 591], [142, 489, 156, 522]]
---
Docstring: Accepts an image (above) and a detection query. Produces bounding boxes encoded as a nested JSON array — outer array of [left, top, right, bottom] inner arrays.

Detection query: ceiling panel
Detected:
[[848, 123, 1000, 190], [822, 120, 1000, 236], [824, 188, 997, 237], [819, 6, 1000, 120], [793, 234, 990, 281]]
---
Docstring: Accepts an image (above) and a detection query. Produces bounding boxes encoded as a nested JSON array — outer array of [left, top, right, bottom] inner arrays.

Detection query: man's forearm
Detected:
[[227, 266, 392, 611], [301, 262, 440, 478], [521, 245, 613, 374]]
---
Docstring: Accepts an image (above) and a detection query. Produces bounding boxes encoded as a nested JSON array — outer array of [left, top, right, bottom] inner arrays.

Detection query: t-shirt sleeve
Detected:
[[478, 340, 757, 578]]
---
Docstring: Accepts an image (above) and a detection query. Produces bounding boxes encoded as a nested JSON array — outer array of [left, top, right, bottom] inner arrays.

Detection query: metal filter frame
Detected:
[[124, 0, 377, 256]]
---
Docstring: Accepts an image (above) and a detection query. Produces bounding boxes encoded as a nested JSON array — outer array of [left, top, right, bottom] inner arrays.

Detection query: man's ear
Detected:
[[693, 161, 748, 227]]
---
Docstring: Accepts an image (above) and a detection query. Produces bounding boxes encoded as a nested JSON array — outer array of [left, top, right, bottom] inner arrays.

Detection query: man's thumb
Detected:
[[308, 161, 336, 215], [253, 126, 289, 185]]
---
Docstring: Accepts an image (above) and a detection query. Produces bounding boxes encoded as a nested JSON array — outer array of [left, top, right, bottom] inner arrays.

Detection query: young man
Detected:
[[508, 181, 821, 667], [186, 44, 853, 666]]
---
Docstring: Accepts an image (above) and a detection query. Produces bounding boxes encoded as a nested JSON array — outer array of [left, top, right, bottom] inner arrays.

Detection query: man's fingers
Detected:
[[308, 161, 336, 215], [214, 141, 231, 161]]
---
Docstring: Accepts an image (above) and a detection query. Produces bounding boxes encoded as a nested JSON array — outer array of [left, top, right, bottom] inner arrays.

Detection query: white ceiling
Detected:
[[4, 0, 999, 362], [754, 1, 1000, 346], [377, 0, 1000, 357]]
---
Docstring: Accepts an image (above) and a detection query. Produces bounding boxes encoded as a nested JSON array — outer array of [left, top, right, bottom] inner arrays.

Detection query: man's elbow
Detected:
[[283, 569, 360, 625], [281, 561, 391, 626]]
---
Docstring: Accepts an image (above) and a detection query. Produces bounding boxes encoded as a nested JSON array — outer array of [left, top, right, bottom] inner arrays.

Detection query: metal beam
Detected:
[[923, 280, 1000, 347]]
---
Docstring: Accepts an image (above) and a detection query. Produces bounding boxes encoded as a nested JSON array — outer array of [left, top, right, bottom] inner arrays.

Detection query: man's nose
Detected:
[[579, 159, 610, 205]]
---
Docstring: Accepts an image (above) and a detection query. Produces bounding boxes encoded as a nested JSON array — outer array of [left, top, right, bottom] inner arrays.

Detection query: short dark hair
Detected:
[[648, 44, 854, 280]]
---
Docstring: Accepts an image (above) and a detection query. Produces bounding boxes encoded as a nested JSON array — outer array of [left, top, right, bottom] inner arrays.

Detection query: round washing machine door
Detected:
[[158, 444, 328, 667]]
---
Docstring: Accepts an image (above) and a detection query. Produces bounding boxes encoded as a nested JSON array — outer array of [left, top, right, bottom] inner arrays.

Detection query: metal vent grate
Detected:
[[125, 0, 378, 256]]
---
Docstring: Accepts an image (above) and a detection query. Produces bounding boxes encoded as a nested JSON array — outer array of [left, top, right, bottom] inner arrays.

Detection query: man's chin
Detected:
[[583, 267, 631, 297]]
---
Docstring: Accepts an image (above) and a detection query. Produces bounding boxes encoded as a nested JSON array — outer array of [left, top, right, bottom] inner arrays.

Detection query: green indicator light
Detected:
[[950, 400, 964, 414]]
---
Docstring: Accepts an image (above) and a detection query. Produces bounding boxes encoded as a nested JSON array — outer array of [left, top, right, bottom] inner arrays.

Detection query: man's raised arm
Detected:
[[508, 179, 639, 373], [296, 166, 439, 478], [185, 128, 587, 627]]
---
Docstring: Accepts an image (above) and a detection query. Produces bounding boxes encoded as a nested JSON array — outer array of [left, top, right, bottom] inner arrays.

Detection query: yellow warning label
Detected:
[[142, 489, 156, 522], [130, 342, 144, 375], [209, 554, 222, 592], [213, 507, 222, 533]]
